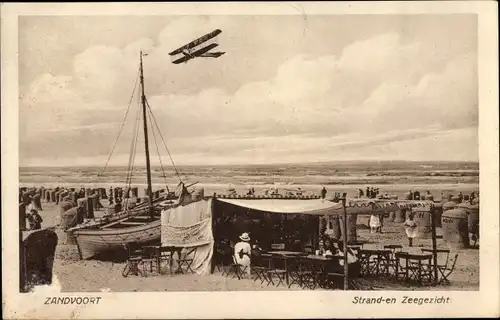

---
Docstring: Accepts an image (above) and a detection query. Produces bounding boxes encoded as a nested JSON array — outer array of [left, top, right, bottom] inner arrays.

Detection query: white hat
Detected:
[[239, 232, 250, 242]]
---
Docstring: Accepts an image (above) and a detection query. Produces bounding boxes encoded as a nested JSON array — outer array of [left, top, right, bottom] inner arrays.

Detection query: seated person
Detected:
[[234, 233, 252, 275], [323, 237, 336, 256], [335, 241, 361, 277], [212, 238, 232, 273], [251, 241, 263, 265]]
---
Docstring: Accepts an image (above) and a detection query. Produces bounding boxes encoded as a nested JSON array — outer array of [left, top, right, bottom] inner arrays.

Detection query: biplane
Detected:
[[169, 29, 225, 64]]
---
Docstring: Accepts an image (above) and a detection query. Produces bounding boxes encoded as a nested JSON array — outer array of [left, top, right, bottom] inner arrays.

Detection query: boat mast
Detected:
[[139, 51, 154, 216]]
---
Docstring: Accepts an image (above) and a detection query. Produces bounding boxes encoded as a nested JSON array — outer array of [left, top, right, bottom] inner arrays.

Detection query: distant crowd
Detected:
[[358, 187, 380, 199]]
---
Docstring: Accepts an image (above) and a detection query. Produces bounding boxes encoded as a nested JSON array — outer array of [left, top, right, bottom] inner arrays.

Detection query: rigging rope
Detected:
[[147, 106, 170, 193], [125, 86, 142, 189], [145, 97, 183, 183], [98, 66, 140, 177]]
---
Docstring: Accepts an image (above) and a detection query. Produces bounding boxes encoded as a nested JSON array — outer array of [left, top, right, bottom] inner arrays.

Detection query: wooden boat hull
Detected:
[[73, 220, 161, 260]]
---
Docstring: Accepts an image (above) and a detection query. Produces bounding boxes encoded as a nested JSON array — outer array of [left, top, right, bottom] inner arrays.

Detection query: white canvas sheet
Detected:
[[161, 199, 214, 275]]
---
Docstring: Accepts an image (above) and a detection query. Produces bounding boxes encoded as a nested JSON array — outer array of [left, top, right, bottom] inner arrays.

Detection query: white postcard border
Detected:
[[2, 2, 498, 319]]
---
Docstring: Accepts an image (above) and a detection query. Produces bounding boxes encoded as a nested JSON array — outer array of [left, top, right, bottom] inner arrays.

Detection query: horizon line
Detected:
[[19, 159, 480, 168]]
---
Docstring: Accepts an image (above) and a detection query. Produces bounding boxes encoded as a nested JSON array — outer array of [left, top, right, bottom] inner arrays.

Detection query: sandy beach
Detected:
[[36, 201, 479, 292]]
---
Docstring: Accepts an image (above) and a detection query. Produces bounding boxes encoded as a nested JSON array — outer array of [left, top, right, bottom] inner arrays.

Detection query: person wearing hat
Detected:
[[234, 232, 252, 276]]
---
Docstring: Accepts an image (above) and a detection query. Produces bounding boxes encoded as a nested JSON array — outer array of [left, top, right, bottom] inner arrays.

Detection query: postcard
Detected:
[[2, 1, 498, 319]]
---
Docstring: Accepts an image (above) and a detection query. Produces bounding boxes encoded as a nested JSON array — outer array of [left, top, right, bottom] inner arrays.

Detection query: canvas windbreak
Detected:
[[161, 199, 214, 275]]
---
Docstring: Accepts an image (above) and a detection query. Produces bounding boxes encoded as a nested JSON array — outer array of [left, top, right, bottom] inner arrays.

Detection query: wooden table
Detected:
[[268, 251, 306, 256], [266, 251, 307, 286], [144, 245, 182, 275], [304, 255, 342, 289], [395, 252, 433, 286], [358, 249, 392, 277]]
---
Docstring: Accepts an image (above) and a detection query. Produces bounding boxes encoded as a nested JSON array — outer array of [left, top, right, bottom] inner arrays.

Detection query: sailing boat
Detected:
[[69, 30, 225, 260], [69, 52, 186, 260]]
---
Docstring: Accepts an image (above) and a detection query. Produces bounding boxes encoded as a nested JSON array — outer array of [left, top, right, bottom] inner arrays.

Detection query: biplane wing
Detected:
[[169, 29, 224, 64], [171, 43, 220, 64]]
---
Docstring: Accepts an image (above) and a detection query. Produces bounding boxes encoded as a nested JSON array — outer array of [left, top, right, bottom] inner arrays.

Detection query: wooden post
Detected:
[[430, 205, 439, 285], [341, 193, 349, 291]]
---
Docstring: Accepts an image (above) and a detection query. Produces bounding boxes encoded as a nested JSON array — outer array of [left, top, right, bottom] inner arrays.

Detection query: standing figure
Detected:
[[234, 232, 252, 276], [108, 187, 114, 205], [469, 191, 475, 204], [79, 187, 86, 198], [377, 213, 384, 233], [321, 187, 327, 199], [403, 212, 418, 247], [369, 213, 381, 234], [414, 190, 420, 200]]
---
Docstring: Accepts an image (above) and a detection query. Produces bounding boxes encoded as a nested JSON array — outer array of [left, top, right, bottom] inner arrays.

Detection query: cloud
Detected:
[[19, 17, 478, 165]]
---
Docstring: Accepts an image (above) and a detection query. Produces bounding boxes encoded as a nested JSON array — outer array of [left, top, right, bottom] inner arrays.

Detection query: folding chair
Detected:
[[375, 249, 395, 277], [220, 251, 234, 276], [394, 252, 410, 282], [406, 254, 433, 286], [285, 256, 302, 288], [251, 255, 271, 285], [225, 255, 248, 280], [420, 248, 450, 282], [438, 254, 459, 285], [357, 250, 375, 277], [298, 258, 317, 290], [384, 245, 403, 276], [122, 242, 146, 277], [176, 247, 197, 274], [260, 254, 275, 286], [142, 245, 160, 275], [269, 254, 287, 287], [156, 246, 176, 274]]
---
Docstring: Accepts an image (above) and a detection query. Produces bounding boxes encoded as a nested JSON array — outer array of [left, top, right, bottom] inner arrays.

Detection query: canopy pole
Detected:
[[341, 193, 349, 291], [431, 205, 439, 285]]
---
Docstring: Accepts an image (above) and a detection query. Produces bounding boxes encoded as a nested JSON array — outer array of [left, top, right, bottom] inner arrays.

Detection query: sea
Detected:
[[19, 161, 479, 199]]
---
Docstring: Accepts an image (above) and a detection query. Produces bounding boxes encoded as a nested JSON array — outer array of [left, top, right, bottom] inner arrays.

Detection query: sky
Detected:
[[18, 15, 478, 166]]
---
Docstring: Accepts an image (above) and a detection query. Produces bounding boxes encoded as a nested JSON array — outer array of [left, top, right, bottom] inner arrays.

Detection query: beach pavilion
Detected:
[[160, 195, 435, 275]]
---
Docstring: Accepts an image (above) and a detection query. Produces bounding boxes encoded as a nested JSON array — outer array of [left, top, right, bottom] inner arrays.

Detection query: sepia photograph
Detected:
[[2, 2, 499, 319]]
